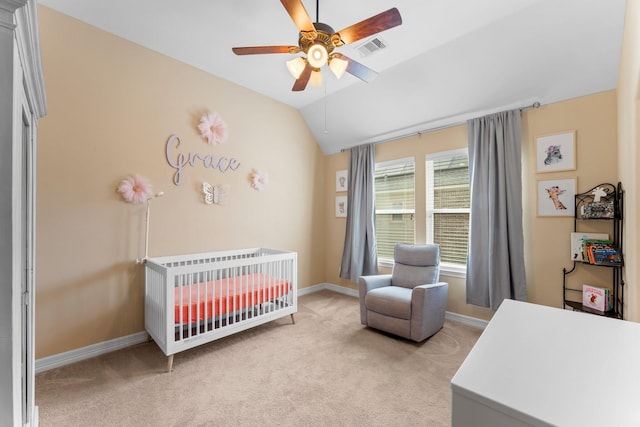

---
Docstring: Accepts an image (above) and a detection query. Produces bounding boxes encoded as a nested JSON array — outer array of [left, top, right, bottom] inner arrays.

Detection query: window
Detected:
[[426, 149, 470, 276], [374, 157, 415, 262]]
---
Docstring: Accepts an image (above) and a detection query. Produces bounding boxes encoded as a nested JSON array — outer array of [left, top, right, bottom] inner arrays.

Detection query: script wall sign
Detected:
[[165, 134, 241, 186]]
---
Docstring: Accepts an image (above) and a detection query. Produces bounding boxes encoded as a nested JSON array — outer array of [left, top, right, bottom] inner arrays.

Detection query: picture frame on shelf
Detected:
[[335, 195, 347, 217], [535, 130, 576, 173], [336, 170, 348, 192], [582, 200, 615, 219], [537, 178, 576, 217]]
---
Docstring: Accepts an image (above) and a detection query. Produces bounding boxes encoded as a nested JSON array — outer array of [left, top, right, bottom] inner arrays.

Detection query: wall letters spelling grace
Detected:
[[165, 134, 241, 186]]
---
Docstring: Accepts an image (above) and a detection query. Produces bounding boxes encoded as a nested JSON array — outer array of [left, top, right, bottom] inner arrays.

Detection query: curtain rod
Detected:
[[340, 102, 541, 152]]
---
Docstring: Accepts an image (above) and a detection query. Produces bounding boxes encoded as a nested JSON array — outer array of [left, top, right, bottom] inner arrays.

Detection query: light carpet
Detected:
[[35, 290, 482, 426]]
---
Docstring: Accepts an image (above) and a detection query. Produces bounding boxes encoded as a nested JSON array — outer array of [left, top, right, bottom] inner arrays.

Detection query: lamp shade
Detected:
[[307, 43, 328, 68], [286, 57, 306, 79], [309, 70, 323, 87], [329, 57, 348, 79]]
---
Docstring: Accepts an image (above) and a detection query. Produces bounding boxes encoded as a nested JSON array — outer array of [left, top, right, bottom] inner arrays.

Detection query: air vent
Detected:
[[357, 37, 387, 57]]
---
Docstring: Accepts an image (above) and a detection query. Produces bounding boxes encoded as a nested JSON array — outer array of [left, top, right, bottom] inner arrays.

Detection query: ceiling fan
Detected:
[[232, 0, 402, 91]]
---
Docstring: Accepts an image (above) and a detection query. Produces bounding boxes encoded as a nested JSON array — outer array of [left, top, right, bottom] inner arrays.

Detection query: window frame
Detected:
[[426, 148, 470, 278], [374, 156, 416, 267]]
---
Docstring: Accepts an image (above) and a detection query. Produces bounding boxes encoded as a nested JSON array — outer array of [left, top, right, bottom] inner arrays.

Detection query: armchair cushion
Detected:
[[392, 243, 440, 289], [365, 286, 412, 320]]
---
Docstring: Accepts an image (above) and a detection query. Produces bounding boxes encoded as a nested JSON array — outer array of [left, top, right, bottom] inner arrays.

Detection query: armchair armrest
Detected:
[[413, 282, 448, 292], [410, 282, 449, 341], [358, 274, 392, 325], [358, 274, 392, 293]]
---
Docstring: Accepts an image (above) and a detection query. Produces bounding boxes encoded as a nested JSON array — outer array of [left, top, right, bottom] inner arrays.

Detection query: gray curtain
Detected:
[[466, 110, 527, 310], [340, 143, 378, 282]]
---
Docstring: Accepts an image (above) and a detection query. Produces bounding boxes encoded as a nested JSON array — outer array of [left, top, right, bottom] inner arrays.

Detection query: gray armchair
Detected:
[[358, 243, 448, 342]]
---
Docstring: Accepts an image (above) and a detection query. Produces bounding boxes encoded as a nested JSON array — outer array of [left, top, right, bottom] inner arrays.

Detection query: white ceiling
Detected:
[[37, 0, 627, 154]]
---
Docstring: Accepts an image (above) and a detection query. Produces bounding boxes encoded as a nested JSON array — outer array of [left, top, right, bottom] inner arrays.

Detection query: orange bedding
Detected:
[[174, 273, 290, 324]]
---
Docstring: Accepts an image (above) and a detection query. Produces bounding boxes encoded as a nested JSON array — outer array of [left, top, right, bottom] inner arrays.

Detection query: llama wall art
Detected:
[[536, 131, 576, 173]]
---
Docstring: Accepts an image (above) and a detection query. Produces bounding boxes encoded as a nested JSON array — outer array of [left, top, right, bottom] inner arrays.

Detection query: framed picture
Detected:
[[535, 130, 576, 173], [537, 178, 576, 217], [335, 196, 347, 217], [336, 169, 348, 192]]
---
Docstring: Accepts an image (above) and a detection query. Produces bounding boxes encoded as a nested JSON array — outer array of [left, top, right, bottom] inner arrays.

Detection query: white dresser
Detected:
[[451, 299, 640, 426]]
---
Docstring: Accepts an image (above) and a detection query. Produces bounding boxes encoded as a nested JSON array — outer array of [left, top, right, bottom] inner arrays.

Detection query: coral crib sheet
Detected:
[[174, 273, 290, 324]]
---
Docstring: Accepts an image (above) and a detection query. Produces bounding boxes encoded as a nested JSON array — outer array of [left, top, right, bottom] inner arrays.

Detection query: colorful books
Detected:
[[582, 285, 612, 312], [570, 232, 608, 261], [583, 239, 622, 266]]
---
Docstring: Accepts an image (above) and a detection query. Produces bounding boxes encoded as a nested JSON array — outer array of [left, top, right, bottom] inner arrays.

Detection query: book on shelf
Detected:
[[570, 232, 609, 262], [583, 239, 622, 266], [581, 200, 615, 219], [582, 284, 612, 312]]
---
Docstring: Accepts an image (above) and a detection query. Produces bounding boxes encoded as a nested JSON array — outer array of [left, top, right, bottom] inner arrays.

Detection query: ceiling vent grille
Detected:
[[357, 37, 387, 57]]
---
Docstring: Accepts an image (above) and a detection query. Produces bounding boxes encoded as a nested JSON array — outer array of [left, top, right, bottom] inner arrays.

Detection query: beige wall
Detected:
[[525, 92, 618, 311], [617, 0, 640, 322], [35, 3, 637, 360], [35, 7, 325, 358], [325, 91, 618, 321]]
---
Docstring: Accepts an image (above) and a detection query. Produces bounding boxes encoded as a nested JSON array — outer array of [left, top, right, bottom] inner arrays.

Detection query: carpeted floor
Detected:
[[35, 290, 482, 426]]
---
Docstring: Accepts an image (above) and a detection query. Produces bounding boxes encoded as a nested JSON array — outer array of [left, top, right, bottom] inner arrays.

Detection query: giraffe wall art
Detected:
[[537, 178, 576, 216]]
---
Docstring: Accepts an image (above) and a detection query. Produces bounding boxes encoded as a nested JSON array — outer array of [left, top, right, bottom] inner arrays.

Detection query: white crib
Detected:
[[144, 248, 297, 372]]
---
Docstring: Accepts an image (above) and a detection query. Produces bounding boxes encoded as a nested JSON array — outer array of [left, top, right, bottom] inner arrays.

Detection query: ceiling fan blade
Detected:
[[292, 63, 313, 91], [334, 7, 402, 46], [281, 0, 316, 33], [232, 46, 298, 55], [333, 53, 378, 83]]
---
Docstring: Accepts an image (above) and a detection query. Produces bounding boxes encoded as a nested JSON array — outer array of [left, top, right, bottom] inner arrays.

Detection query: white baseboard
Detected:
[[36, 284, 487, 373], [35, 331, 149, 374], [301, 283, 488, 329], [445, 311, 489, 329], [299, 282, 359, 298]]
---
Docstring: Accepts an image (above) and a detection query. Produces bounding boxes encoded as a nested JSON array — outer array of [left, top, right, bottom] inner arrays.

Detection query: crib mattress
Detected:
[[174, 273, 290, 324]]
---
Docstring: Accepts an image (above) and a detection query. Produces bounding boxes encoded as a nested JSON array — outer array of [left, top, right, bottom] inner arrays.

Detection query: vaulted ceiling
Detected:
[[38, 0, 627, 154]]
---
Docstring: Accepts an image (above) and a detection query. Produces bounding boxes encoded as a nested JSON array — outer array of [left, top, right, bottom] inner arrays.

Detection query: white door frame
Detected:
[[1, 1, 46, 425]]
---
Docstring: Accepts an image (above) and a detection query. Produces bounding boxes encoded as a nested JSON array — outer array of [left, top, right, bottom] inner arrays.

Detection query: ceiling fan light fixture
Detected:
[[309, 69, 323, 87], [232, 3, 403, 92], [307, 43, 328, 68], [286, 57, 307, 79], [329, 56, 348, 79]]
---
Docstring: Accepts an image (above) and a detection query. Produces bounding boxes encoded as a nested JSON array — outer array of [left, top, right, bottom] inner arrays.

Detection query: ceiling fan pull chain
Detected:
[[324, 80, 328, 134]]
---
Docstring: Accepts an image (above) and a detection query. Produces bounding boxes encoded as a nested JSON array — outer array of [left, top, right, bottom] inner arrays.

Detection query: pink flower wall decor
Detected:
[[117, 174, 153, 204], [197, 112, 228, 145], [250, 170, 268, 191]]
